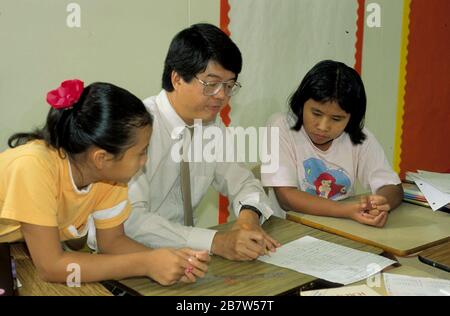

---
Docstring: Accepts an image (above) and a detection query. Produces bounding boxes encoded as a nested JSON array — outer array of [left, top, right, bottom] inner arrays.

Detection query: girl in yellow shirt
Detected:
[[0, 79, 209, 286]]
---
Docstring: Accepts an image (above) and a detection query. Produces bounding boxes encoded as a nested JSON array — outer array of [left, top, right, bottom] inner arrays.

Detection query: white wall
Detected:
[[362, 0, 404, 164], [228, 0, 358, 129], [227, 0, 404, 165], [0, 0, 221, 227], [0, 0, 219, 151]]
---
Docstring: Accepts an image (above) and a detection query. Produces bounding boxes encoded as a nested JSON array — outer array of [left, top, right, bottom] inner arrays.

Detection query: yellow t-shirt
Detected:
[[0, 140, 131, 242]]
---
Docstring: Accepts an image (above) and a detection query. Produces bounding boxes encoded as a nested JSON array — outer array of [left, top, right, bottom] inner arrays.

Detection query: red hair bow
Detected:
[[46, 79, 84, 110]]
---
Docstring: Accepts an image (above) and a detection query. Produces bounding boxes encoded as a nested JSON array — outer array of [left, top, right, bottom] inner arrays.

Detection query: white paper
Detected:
[[301, 284, 381, 296], [409, 173, 450, 211], [258, 236, 395, 285], [417, 170, 450, 194], [384, 273, 450, 296]]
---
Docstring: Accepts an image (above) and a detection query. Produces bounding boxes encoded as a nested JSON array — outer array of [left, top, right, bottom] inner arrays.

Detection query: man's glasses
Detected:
[[194, 76, 242, 97]]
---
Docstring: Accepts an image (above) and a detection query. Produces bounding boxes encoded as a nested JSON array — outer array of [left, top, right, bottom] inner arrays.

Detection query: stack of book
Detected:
[[403, 171, 450, 211], [402, 182, 431, 207]]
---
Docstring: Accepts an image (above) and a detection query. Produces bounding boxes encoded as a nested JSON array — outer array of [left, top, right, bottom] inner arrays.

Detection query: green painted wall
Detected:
[[362, 0, 404, 163], [0, 0, 219, 151]]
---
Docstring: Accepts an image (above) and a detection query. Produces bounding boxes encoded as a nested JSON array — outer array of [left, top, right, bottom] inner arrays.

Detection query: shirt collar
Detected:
[[157, 90, 216, 139], [157, 90, 187, 139]]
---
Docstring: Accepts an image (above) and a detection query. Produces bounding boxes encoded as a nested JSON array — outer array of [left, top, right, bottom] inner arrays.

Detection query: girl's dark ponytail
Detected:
[[8, 81, 152, 158]]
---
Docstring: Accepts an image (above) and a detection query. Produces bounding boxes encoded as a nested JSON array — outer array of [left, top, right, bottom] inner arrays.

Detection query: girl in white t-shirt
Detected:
[[262, 60, 403, 227]]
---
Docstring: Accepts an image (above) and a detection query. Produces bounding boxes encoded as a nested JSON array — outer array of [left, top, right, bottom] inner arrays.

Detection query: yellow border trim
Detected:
[[393, 0, 411, 174]]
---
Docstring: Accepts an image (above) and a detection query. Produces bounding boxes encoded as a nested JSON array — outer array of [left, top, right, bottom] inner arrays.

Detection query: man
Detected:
[[124, 23, 280, 261]]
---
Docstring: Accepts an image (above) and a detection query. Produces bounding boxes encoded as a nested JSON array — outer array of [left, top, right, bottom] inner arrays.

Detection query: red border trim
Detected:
[[219, 0, 231, 223], [354, 0, 365, 74]]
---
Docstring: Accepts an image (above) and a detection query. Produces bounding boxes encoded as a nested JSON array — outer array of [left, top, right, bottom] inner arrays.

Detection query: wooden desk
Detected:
[[336, 255, 450, 296], [11, 243, 112, 296], [116, 217, 383, 296], [287, 202, 450, 257], [419, 241, 450, 272]]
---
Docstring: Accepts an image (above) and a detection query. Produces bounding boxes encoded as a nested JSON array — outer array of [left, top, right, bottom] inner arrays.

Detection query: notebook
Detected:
[[0, 243, 14, 296]]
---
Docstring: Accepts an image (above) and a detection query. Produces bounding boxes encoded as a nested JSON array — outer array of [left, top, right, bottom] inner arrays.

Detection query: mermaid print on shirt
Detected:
[[302, 158, 351, 200]]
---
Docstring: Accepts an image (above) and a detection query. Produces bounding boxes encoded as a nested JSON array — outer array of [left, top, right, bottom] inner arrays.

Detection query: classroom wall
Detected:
[[1, 1, 448, 229], [0, 0, 219, 151], [218, 0, 449, 222], [0, 0, 221, 228], [218, 0, 405, 220], [362, 0, 404, 164], [228, 0, 358, 129], [226, 0, 404, 160]]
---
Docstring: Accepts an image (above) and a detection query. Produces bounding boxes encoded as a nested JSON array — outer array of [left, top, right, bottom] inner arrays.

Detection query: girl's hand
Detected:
[[367, 194, 391, 213], [352, 208, 389, 227], [358, 194, 391, 215], [145, 248, 209, 286], [347, 196, 389, 227], [177, 248, 210, 283]]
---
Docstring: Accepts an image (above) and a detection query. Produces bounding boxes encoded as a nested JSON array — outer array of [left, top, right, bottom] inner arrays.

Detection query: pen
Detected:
[[264, 241, 271, 257]]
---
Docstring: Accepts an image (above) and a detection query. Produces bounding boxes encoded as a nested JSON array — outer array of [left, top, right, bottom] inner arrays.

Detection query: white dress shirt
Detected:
[[124, 90, 273, 251]]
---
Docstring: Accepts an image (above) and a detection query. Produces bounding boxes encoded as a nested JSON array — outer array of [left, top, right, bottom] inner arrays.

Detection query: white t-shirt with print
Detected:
[[261, 112, 401, 218]]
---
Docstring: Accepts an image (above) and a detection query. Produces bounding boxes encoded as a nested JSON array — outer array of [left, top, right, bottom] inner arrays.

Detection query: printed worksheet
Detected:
[[259, 236, 395, 285], [384, 273, 450, 296], [301, 284, 381, 296]]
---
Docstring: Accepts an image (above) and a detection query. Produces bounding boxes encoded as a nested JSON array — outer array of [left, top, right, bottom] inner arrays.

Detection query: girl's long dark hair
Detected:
[[289, 60, 367, 144]]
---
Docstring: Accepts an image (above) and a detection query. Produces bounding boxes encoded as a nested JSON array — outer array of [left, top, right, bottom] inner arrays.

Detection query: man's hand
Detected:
[[211, 209, 281, 261], [236, 209, 281, 252]]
